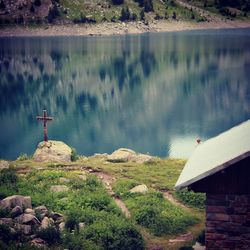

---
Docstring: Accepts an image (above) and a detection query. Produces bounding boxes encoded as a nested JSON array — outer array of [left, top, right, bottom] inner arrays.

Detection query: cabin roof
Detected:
[[175, 120, 250, 190]]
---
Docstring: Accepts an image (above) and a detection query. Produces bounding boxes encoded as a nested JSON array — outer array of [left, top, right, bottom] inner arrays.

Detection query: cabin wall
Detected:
[[206, 194, 250, 249]]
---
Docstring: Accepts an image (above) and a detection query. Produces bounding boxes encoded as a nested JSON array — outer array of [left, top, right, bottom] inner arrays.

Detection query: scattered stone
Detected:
[[34, 205, 48, 216], [129, 184, 148, 194], [59, 177, 70, 183], [107, 148, 136, 163], [0, 160, 9, 170], [131, 153, 154, 164], [33, 140, 72, 162], [11, 206, 23, 218], [16, 214, 40, 225], [107, 148, 154, 163], [50, 185, 69, 192], [59, 222, 65, 232], [15, 224, 32, 235], [193, 242, 206, 250], [25, 208, 35, 215], [78, 174, 87, 181], [93, 153, 108, 159], [31, 238, 47, 248], [0, 195, 32, 210], [41, 216, 52, 229], [51, 212, 63, 222], [0, 218, 13, 226], [79, 222, 85, 230]]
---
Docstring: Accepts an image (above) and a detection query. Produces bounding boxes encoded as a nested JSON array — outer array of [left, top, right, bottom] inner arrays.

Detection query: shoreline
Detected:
[[0, 20, 250, 37]]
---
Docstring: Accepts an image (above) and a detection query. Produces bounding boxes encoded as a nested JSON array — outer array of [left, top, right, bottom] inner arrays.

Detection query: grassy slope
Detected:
[[1, 156, 205, 249]]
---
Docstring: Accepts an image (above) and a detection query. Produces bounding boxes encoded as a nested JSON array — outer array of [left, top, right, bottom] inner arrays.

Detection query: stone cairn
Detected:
[[0, 195, 65, 248]]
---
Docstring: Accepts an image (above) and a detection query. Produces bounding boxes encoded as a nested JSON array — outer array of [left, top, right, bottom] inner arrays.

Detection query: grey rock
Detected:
[[33, 140, 72, 162], [50, 185, 69, 193], [79, 222, 85, 230], [11, 206, 23, 218], [15, 224, 32, 235], [0, 195, 32, 210], [129, 184, 148, 194], [59, 177, 70, 183], [16, 214, 40, 225], [41, 217, 52, 229], [51, 212, 63, 222], [78, 174, 87, 181], [107, 148, 136, 163], [30, 238, 47, 248], [24, 208, 35, 215], [34, 205, 48, 216], [59, 222, 65, 232], [0, 160, 9, 170], [0, 218, 13, 226]]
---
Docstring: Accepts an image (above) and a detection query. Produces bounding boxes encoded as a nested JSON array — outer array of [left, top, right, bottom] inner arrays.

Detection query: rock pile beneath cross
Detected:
[[0, 195, 64, 248], [33, 140, 72, 162]]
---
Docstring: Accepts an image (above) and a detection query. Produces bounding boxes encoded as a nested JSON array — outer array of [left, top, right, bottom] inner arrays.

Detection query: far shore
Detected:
[[0, 19, 250, 37]]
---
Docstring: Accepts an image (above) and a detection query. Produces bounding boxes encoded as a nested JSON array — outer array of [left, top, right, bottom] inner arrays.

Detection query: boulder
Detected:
[[131, 154, 154, 164], [107, 148, 154, 163], [107, 148, 136, 163], [50, 185, 69, 193], [0, 160, 9, 170], [129, 184, 148, 194], [25, 208, 35, 215], [78, 174, 87, 181], [41, 217, 52, 229], [59, 177, 70, 183], [51, 212, 63, 222], [31, 238, 47, 248], [0, 195, 32, 210], [10, 206, 23, 218], [34, 205, 48, 215], [16, 214, 40, 225], [59, 222, 65, 232], [0, 218, 13, 226], [15, 224, 32, 235], [33, 140, 72, 162]]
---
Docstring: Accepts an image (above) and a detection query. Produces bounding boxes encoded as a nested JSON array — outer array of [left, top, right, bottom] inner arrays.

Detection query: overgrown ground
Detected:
[[0, 156, 205, 249]]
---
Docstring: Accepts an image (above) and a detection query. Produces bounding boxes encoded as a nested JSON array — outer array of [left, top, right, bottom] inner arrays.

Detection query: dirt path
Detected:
[[94, 172, 131, 218]]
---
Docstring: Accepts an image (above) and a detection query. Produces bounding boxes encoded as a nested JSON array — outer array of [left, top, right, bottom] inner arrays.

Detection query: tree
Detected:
[[112, 0, 124, 4], [140, 8, 145, 20], [144, 0, 154, 12], [120, 7, 130, 21]]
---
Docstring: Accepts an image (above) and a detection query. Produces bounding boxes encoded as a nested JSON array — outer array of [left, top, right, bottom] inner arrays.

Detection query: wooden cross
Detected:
[[37, 110, 53, 142]]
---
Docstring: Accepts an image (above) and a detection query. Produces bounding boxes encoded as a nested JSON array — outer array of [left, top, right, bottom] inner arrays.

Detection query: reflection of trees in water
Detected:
[[0, 32, 250, 153]]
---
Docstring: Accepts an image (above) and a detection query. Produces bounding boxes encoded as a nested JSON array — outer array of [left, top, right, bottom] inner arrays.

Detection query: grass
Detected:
[[0, 155, 205, 249]]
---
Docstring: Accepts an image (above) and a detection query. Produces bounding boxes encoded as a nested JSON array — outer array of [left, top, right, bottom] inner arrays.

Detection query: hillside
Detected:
[[0, 0, 249, 26], [0, 152, 205, 249]]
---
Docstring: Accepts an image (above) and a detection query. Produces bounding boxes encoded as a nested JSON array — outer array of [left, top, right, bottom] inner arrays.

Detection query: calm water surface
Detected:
[[0, 29, 250, 160]]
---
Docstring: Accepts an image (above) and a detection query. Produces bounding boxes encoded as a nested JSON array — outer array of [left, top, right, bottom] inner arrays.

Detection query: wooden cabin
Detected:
[[175, 120, 250, 249]]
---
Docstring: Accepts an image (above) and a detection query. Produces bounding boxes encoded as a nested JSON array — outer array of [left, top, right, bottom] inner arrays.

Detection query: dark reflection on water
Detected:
[[0, 29, 250, 160]]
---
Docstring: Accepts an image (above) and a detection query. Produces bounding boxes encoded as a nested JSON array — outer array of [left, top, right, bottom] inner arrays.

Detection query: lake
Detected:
[[0, 28, 250, 160]]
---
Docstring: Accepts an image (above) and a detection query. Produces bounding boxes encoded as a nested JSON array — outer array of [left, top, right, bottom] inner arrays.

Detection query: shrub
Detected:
[[175, 188, 205, 209], [125, 192, 199, 236], [0, 168, 18, 199], [17, 153, 29, 161], [71, 147, 79, 161], [37, 227, 61, 245]]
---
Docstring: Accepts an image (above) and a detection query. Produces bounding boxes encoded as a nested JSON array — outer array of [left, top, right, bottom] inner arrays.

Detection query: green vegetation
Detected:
[[175, 188, 206, 209], [0, 156, 205, 249]]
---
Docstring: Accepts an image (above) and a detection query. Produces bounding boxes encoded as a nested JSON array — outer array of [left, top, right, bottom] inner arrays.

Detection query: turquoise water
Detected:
[[0, 28, 250, 160]]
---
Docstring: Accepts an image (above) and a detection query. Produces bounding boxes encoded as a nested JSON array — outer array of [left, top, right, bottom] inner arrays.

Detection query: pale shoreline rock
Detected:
[[33, 140, 72, 162]]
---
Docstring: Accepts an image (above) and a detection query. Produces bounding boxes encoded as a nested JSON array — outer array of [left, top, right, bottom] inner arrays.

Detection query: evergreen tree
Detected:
[[120, 7, 130, 21]]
